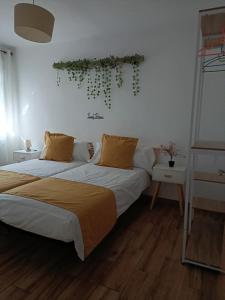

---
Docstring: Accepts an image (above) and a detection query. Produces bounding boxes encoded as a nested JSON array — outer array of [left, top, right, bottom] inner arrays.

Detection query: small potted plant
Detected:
[[160, 142, 177, 167]]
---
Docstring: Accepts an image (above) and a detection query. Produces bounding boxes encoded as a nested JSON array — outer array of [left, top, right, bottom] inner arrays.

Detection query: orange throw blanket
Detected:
[[0, 170, 40, 192], [5, 177, 117, 257]]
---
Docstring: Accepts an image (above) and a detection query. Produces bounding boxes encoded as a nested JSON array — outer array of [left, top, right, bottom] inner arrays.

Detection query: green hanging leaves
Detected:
[[132, 63, 140, 96], [53, 54, 144, 109]]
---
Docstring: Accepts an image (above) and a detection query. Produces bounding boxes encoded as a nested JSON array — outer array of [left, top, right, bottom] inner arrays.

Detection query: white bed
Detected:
[[0, 159, 85, 177], [0, 163, 150, 260]]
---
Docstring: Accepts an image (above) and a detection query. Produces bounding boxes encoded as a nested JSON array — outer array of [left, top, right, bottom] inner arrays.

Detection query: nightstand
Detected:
[[13, 150, 41, 163], [151, 164, 186, 216]]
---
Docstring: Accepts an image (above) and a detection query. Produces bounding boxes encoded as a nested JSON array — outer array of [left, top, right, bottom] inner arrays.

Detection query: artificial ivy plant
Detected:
[[53, 54, 144, 109]]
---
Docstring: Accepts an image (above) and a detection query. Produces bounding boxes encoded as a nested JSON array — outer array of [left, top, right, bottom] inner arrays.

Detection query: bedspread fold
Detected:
[[0, 170, 40, 192], [4, 177, 117, 257]]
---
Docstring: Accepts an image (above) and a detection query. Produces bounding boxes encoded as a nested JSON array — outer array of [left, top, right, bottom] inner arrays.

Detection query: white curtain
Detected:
[[0, 50, 21, 165]]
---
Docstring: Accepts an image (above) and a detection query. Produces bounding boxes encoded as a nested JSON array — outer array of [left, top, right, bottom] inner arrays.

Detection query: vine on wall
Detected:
[[53, 54, 144, 109]]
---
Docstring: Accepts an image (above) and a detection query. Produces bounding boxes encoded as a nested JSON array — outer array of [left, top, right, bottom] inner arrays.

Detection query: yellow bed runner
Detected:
[[4, 177, 117, 257], [0, 170, 40, 192]]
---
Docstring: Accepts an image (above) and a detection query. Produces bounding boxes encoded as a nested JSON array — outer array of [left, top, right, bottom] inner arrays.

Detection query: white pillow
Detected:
[[73, 141, 91, 162], [88, 141, 101, 163], [133, 146, 155, 174]]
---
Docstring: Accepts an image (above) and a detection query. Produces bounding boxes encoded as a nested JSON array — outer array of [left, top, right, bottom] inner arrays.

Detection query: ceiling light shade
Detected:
[[14, 3, 55, 43]]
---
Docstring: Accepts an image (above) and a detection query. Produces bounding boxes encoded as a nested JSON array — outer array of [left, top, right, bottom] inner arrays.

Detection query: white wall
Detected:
[[16, 24, 196, 150], [15, 0, 225, 200]]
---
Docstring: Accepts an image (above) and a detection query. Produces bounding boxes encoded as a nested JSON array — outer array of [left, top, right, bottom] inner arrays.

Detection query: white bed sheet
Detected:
[[0, 164, 150, 260], [0, 159, 85, 177], [53, 164, 150, 217]]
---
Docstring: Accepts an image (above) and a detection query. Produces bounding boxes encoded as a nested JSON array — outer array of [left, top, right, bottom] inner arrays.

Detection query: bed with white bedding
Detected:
[[0, 163, 150, 260], [0, 159, 86, 193], [0, 158, 85, 177]]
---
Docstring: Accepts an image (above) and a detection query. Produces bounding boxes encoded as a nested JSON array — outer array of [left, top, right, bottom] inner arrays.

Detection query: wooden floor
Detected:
[[186, 211, 225, 268], [0, 197, 225, 300]]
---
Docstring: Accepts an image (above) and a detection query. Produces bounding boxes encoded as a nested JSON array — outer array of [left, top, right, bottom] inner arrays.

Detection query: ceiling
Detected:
[[0, 0, 224, 48]]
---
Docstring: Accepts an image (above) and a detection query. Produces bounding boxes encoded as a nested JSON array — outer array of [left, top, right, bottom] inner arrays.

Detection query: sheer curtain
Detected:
[[0, 50, 21, 165]]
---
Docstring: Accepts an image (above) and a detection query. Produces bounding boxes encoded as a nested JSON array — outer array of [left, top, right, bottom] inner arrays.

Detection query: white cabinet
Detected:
[[151, 164, 186, 216], [13, 150, 41, 162], [152, 164, 186, 185]]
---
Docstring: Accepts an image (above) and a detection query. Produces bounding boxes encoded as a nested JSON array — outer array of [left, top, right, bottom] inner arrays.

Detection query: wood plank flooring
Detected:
[[186, 211, 225, 268], [0, 197, 225, 300]]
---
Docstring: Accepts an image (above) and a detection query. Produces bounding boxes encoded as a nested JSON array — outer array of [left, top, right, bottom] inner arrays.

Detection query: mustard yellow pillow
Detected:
[[44, 131, 66, 143], [98, 134, 138, 169], [44, 131, 75, 162]]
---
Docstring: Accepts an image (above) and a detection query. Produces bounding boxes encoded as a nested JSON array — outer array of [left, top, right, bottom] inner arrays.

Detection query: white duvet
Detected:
[[0, 159, 85, 177], [0, 164, 150, 260]]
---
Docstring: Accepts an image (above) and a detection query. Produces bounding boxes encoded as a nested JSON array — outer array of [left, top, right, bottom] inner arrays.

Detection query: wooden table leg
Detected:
[[150, 182, 161, 210], [176, 184, 184, 216]]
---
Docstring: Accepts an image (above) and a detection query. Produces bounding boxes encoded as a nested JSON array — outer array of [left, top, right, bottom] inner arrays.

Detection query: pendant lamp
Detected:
[[14, 2, 55, 43]]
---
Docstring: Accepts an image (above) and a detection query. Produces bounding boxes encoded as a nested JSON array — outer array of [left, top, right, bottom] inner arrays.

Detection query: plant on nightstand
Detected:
[[160, 142, 177, 167]]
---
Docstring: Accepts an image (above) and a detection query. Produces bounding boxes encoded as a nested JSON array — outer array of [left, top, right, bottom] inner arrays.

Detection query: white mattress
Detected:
[[0, 164, 150, 260], [0, 159, 85, 177]]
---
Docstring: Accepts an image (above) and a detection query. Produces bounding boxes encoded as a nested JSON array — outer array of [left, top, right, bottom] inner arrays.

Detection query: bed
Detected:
[[0, 159, 86, 192], [0, 163, 151, 260], [0, 158, 85, 178]]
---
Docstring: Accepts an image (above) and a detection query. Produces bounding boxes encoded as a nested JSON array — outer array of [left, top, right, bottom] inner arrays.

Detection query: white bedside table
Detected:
[[151, 164, 186, 216], [13, 150, 41, 163]]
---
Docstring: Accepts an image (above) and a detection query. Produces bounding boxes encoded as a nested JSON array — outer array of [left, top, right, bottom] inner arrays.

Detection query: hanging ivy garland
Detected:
[[53, 54, 144, 109]]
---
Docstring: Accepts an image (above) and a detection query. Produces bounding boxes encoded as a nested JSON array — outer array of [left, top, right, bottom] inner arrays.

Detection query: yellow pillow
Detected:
[[44, 131, 66, 143], [44, 131, 75, 162], [98, 134, 138, 169]]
